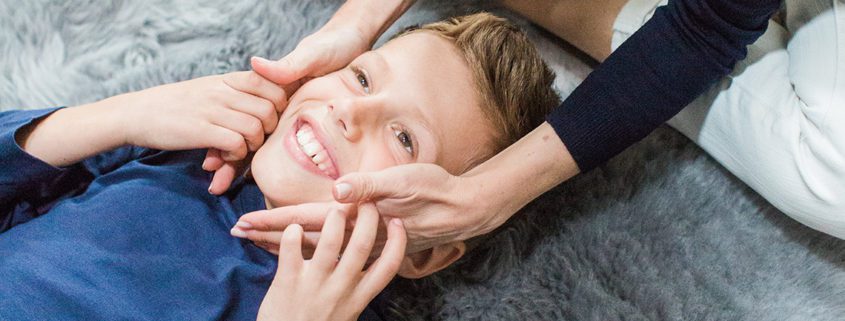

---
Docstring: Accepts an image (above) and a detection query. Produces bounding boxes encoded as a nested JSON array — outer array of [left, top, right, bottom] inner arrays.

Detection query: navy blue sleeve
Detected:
[[0, 108, 154, 231], [547, 0, 782, 171]]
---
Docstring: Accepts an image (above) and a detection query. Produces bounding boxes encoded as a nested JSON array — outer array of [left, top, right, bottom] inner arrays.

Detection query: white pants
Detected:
[[612, 0, 845, 237]]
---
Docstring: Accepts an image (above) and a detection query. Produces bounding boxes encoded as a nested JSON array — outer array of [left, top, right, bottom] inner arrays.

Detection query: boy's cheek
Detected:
[[354, 146, 398, 173]]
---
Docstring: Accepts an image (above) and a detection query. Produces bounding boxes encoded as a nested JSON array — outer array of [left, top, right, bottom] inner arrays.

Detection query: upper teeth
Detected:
[[296, 124, 335, 174]]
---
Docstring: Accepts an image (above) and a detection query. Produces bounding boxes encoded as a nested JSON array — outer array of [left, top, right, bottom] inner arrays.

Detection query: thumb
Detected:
[[333, 170, 410, 203], [251, 54, 312, 86]]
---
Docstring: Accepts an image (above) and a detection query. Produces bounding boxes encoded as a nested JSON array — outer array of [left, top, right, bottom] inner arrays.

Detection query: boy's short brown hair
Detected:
[[395, 12, 560, 154]]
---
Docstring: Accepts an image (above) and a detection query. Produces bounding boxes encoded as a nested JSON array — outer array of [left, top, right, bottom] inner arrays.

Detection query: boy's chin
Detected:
[[255, 174, 335, 209], [251, 156, 336, 209]]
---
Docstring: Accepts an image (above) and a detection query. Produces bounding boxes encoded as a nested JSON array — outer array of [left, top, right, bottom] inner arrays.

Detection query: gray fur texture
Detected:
[[2, 1, 843, 320]]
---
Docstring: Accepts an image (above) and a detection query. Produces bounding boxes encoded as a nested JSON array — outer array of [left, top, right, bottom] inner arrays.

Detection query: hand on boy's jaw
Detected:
[[231, 199, 468, 279]]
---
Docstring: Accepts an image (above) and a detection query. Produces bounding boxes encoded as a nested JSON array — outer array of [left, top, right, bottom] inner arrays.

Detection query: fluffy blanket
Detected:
[[2, 1, 844, 320]]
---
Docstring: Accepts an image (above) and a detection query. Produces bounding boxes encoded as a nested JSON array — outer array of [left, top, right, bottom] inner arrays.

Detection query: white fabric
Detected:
[[612, 0, 845, 238]]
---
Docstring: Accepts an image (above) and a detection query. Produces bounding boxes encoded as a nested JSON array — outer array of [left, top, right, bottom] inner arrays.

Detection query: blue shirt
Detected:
[[0, 108, 386, 321]]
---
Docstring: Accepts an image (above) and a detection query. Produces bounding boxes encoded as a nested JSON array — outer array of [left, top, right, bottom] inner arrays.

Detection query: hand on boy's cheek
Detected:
[[203, 75, 299, 196], [232, 201, 390, 261]]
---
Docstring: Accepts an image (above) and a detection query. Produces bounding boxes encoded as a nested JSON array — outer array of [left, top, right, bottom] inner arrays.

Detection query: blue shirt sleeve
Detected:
[[547, 0, 782, 171], [0, 108, 154, 231]]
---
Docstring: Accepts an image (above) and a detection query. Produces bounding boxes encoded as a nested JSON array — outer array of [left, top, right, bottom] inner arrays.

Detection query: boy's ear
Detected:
[[396, 241, 466, 279]]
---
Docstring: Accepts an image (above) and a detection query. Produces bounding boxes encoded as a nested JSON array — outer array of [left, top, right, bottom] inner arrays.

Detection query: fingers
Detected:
[[213, 71, 286, 161], [235, 202, 339, 233], [355, 218, 406, 301], [221, 76, 282, 134], [334, 203, 379, 279], [204, 125, 249, 161], [333, 169, 410, 203], [223, 71, 288, 114], [208, 161, 237, 195], [211, 107, 265, 152], [278, 224, 304, 277], [250, 231, 320, 258], [239, 230, 283, 248], [311, 209, 346, 270], [202, 149, 224, 171]]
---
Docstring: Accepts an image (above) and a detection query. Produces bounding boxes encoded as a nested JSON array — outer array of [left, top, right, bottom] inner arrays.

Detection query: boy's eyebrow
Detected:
[[370, 51, 391, 87]]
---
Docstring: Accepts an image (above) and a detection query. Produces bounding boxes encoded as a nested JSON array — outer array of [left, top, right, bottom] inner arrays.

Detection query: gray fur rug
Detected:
[[2, 1, 844, 320]]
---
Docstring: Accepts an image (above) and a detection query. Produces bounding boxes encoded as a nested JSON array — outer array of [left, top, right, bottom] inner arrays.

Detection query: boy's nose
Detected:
[[328, 97, 382, 141]]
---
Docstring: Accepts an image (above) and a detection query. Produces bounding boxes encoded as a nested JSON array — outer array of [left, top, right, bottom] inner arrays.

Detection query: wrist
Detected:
[[326, 0, 413, 47], [101, 92, 140, 147], [458, 122, 579, 237], [454, 172, 506, 239]]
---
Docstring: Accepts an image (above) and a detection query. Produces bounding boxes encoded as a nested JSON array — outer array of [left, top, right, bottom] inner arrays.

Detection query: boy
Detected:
[[0, 13, 558, 320]]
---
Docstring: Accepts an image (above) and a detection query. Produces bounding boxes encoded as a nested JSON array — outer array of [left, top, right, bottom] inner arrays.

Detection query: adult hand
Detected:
[[250, 0, 415, 87], [330, 122, 579, 253], [256, 204, 406, 321], [250, 25, 370, 89], [332, 163, 498, 253], [231, 164, 496, 254]]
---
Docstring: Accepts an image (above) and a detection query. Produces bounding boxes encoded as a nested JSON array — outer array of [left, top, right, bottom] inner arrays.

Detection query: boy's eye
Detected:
[[393, 128, 414, 155], [354, 68, 370, 94]]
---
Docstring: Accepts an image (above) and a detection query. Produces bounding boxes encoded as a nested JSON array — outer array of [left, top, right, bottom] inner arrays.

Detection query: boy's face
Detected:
[[252, 32, 495, 207]]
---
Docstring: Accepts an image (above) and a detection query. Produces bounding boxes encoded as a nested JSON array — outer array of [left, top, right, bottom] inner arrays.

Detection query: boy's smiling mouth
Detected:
[[284, 116, 340, 179]]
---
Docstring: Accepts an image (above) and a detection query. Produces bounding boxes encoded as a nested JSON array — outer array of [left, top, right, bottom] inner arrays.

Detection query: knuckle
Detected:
[[350, 242, 373, 258], [279, 55, 297, 68], [206, 89, 224, 103], [321, 239, 342, 253], [223, 135, 244, 152], [245, 118, 263, 137], [383, 256, 403, 272], [259, 101, 276, 121], [359, 178, 376, 199], [286, 212, 304, 225], [244, 71, 264, 88]]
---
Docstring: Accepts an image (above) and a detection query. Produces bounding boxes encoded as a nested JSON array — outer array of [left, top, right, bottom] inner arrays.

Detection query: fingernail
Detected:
[[251, 56, 271, 66], [201, 158, 210, 170], [208, 184, 214, 194], [391, 218, 403, 226], [230, 227, 248, 238], [334, 183, 351, 200], [235, 221, 252, 229]]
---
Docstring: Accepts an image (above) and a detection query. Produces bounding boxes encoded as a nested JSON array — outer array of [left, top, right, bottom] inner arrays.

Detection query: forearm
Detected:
[[548, 0, 781, 171], [17, 96, 129, 167], [326, 0, 415, 46], [464, 122, 577, 234]]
